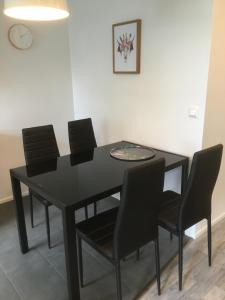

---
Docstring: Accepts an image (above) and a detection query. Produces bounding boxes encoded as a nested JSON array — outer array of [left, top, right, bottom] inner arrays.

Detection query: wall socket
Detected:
[[188, 105, 199, 118]]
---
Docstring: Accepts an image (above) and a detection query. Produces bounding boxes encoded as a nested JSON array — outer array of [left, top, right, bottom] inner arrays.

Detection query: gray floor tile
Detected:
[[0, 267, 21, 300], [0, 198, 180, 300]]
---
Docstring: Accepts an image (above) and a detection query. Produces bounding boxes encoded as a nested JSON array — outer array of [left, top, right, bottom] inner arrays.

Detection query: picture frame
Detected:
[[112, 19, 141, 74]]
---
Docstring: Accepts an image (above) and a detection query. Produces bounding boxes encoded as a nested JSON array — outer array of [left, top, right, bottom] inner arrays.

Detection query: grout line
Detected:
[[0, 264, 24, 300], [36, 247, 67, 282]]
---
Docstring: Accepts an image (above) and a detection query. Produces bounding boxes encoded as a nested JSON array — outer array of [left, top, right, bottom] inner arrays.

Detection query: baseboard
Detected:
[[185, 226, 196, 239], [0, 191, 29, 205], [0, 195, 13, 204], [195, 211, 225, 239]]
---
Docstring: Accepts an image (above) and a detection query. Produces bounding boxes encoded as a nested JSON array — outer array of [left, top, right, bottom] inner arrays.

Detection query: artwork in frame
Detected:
[[113, 19, 141, 74]]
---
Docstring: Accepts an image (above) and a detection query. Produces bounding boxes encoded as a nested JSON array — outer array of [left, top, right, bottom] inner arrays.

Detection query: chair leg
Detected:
[[115, 262, 122, 300], [136, 248, 140, 260], [44, 206, 51, 249], [77, 236, 84, 287], [178, 232, 183, 291], [94, 201, 97, 216], [29, 191, 34, 228], [170, 232, 173, 240], [154, 238, 161, 295], [208, 217, 212, 267], [85, 206, 88, 219]]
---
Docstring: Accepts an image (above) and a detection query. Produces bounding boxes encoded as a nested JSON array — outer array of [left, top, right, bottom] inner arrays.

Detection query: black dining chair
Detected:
[[76, 159, 165, 299], [68, 118, 97, 154], [158, 144, 223, 291], [22, 125, 59, 249], [68, 118, 98, 217]]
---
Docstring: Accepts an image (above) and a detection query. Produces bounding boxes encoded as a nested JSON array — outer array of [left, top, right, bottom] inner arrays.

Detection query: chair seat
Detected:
[[76, 207, 119, 260], [160, 190, 181, 209], [158, 190, 181, 233]]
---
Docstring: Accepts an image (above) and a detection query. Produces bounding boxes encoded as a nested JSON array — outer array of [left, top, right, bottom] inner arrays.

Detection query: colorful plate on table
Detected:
[[110, 145, 156, 161]]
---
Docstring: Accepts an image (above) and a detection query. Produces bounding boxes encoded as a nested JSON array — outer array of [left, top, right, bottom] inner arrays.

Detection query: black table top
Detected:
[[11, 141, 188, 210]]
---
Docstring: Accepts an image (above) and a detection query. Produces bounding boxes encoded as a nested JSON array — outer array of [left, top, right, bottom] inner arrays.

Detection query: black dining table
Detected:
[[10, 141, 189, 300]]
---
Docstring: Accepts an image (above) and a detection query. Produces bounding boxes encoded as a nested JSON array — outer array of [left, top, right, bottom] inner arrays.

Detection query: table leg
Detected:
[[181, 160, 189, 195], [10, 171, 28, 254], [62, 207, 81, 300]]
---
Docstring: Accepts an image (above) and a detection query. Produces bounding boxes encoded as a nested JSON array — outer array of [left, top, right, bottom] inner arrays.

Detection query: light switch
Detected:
[[188, 105, 199, 118]]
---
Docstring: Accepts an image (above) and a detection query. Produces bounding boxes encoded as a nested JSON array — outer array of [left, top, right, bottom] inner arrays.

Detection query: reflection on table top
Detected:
[[11, 141, 188, 210]]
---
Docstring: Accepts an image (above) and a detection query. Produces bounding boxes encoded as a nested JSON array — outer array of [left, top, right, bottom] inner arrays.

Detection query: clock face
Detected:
[[8, 24, 33, 50]]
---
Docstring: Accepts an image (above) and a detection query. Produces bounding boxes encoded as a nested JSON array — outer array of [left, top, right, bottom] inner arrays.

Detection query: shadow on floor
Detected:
[[0, 197, 183, 300]]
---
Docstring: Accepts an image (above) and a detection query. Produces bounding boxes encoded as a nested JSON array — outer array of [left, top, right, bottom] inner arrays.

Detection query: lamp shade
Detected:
[[4, 0, 69, 21]]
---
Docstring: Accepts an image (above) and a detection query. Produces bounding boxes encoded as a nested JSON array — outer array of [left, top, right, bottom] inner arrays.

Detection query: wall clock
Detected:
[[8, 24, 33, 50]]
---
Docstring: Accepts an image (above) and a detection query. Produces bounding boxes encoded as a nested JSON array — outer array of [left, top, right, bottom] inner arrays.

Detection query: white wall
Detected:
[[68, 0, 212, 155], [200, 0, 225, 236], [0, 3, 74, 201], [68, 0, 213, 236]]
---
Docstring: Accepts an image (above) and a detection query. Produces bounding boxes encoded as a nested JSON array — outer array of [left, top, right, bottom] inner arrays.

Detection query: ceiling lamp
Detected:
[[4, 0, 69, 21]]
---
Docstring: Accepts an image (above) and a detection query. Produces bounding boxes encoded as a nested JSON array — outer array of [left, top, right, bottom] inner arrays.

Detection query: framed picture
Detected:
[[113, 19, 141, 74]]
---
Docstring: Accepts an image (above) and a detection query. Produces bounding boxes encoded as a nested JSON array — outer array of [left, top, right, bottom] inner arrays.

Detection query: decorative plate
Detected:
[[110, 145, 156, 161]]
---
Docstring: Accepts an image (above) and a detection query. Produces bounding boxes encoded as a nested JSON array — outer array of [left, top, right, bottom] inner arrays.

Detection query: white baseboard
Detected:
[[195, 211, 225, 239], [0, 191, 29, 205], [185, 226, 196, 239], [0, 195, 13, 204]]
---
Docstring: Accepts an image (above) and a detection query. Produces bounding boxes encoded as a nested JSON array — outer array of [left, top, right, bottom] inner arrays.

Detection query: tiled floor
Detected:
[[0, 197, 180, 300]]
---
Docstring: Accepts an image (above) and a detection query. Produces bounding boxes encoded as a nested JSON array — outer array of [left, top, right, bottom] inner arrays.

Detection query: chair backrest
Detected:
[[68, 118, 97, 154], [113, 159, 165, 260], [180, 144, 223, 230], [22, 125, 60, 165]]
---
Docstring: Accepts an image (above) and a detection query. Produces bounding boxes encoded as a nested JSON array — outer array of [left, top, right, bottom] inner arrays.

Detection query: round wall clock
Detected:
[[8, 24, 33, 50]]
